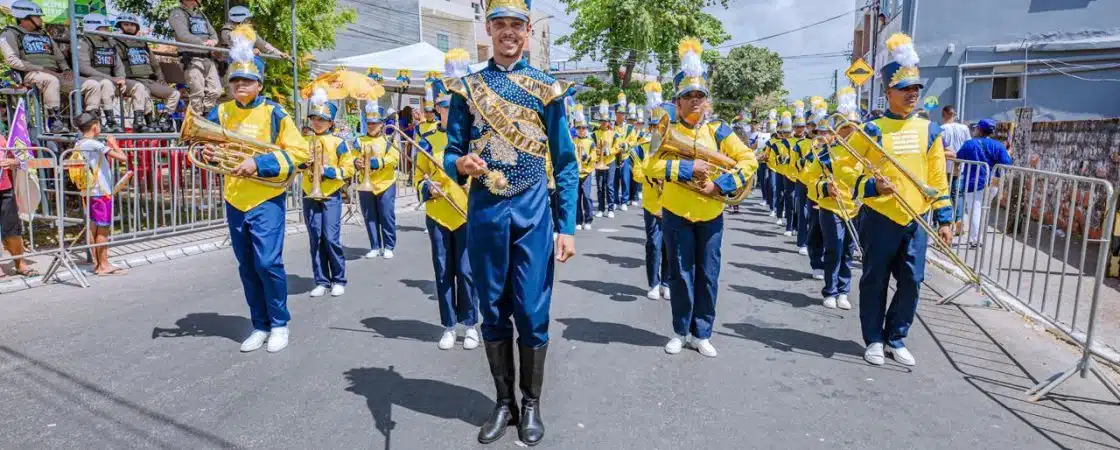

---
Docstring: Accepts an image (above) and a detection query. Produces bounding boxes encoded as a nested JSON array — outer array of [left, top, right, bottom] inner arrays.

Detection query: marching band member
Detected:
[[795, 98, 829, 279], [420, 73, 441, 136], [571, 104, 597, 230], [630, 108, 646, 204], [829, 33, 953, 367], [356, 101, 400, 259], [639, 82, 671, 301], [754, 113, 773, 208], [770, 111, 793, 224], [763, 111, 779, 213], [303, 88, 354, 298], [810, 87, 861, 310], [644, 38, 757, 358], [593, 100, 617, 218], [613, 94, 634, 211], [443, 0, 578, 443], [204, 33, 308, 353], [416, 52, 478, 350], [786, 100, 807, 239]]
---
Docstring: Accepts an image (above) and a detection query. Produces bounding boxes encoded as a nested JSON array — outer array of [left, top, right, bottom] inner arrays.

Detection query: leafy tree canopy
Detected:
[[708, 44, 783, 120]]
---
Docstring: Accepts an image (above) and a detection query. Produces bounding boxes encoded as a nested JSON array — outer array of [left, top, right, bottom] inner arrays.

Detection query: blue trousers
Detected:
[[773, 174, 788, 219], [644, 210, 670, 288], [783, 177, 797, 232], [302, 191, 346, 287], [664, 210, 723, 339], [577, 175, 594, 225], [631, 177, 642, 202], [359, 185, 396, 251], [795, 184, 810, 247], [806, 204, 823, 271], [758, 165, 771, 205], [425, 217, 477, 328], [616, 158, 631, 205], [819, 209, 855, 298], [858, 208, 927, 348], [595, 166, 616, 212], [226, 195, 289, 332], [549, 189, 560, 232], [468, 179, 554, 348]]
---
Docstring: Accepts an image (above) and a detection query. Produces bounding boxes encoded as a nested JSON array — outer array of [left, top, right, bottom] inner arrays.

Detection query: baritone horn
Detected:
[[181, 108, 296, 188], [382, 125, 467, 220], [824, 113, 981, 285]]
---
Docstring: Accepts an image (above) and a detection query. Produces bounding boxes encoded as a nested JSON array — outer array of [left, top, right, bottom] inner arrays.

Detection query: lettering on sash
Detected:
[[888, 130, 920, 155]]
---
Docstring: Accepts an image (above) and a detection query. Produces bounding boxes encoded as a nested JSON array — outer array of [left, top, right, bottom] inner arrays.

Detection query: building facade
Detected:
[[315, 0, 422, 62], [851, 0, 1120, 122], [524, 11, 551, 70], [421, 0, 479, 60]]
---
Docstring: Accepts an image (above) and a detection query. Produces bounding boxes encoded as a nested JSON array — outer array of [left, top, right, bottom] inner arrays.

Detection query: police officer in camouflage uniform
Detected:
[[114, 13, 180, 132], [168, 0, 221, 115], [78, 14, 124, 133]]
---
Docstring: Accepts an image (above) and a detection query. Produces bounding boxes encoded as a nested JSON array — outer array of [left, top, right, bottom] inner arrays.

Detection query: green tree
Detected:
[[708, 44, 783, 120], [113, 0, 356, 108], [556, 0, 730, 88]]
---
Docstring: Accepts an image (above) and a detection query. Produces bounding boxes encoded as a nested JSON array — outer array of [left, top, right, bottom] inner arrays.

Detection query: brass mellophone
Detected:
[[648, 115, 753, 206], [180, 108, 298, 188], [824, 112, 980, 284]]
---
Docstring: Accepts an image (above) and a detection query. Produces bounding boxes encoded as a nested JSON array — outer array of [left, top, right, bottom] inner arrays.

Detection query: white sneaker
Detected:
[[310, 285, 328, 297], [638, 193, 643, 200], [382, 249, 395, 259], [267, 327, 289, 353], [620, 204, 629, 211], [783, 230, 793, 237], [664, 335, 685, 354], [576, 224, 584, 231], [463, 327, 480, 350], [331, 284, 346, 297], [607, 211, 615, 218], [692, 338, 718, 357], [660, 285, 671, 300], [583, 224, 593, 231], [798, 246, 809, 255], [887, 346, 916, 366], [837, 294, 852, 310], [595, 211, 603, 218], [364, 249, 380, 258], [864, 342, 885, 365], [758, 200, 767, 206], [823, 296, 837, 309], [438, 329, 456, 350], [240, 330, 268, 352], [769, 211, 777, 218], [631, 201, 639, 206], [812, 270, 825, 280], [646, 286, 661, 300], [776, 218, 785, 225]]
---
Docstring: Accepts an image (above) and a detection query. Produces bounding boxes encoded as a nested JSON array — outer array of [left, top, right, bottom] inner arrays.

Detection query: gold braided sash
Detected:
[[463, 75, 549, 158]]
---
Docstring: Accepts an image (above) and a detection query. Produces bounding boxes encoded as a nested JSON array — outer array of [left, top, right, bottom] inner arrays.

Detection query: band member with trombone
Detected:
[[443, 1, 578, 442], [794, 97, 827, 280], [644, 39, 757, 358], [571, 104, 597, 231], [828, 33, 953, 367], [303, 88, 354, 298], [613, 95, 634, 211], [415, 52, 477, 350], [593, 100, 616, 218], [769, 111, 793, 224], [355, 101, 399, 259], [808, 87, 861, 310], [200, 36, 308, 353], [639, 82, 671, 301], [787, 100, 807, 241]]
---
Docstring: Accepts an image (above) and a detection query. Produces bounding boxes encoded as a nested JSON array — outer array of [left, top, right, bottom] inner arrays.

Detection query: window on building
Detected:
[[991, 65, 1024, 100], [436, 32, 450, 52]]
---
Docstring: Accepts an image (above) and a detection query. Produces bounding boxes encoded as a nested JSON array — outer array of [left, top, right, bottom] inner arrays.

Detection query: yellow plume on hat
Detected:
[[677, 38, 703, 60], [837, 86, 855, 97], [644, 82, 661, 93], [886, 33, 912, 52], [231, 24, 257, 43]]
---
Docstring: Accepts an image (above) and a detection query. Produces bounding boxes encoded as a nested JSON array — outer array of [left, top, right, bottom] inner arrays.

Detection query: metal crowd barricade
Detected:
[[935, 162, 1120, 401], [0, 147, 80, 283], [938, 158, 994, 293]]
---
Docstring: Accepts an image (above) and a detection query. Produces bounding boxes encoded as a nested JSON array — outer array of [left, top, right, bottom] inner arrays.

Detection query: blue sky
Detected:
[[536, 0, 859, 100]]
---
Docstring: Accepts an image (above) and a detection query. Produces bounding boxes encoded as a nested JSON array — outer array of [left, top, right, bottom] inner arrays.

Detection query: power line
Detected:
[[716, 6, 869, 50]]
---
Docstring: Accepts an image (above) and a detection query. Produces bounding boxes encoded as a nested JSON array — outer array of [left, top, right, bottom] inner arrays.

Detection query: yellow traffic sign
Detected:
[[846, 58, 874, 87]]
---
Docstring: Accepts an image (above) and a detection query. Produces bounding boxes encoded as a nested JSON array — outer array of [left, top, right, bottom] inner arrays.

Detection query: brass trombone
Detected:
[[824, 113, 982, 288], [381, 125, 468, 220], [808, 135, 863, 259]]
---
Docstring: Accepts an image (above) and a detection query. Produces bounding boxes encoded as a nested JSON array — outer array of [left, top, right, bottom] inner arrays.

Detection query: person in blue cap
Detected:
[[201, 31, 309, 353], [443, 0, 578, 444], [955, 118, 1012, 247], [828, 33, 953, 367], [302, 88, 354, 298]]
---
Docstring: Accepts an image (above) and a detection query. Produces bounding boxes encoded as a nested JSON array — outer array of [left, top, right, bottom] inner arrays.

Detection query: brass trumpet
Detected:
[[824, 113, 981, 286], [355, 135, 382, 192], [381, 125, 468, 220], [304, 136, 328, 200], [180, 108, 297, 188]]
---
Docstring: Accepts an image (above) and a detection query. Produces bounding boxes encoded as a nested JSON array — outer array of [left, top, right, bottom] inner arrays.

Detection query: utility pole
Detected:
[[868, 1, 881, 110], [833, 69, 839, 94]]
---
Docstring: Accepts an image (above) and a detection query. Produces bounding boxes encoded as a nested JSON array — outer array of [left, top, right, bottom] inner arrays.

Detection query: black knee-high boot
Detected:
[[517, 342, 547, 446], [478, 340, 518, 444]]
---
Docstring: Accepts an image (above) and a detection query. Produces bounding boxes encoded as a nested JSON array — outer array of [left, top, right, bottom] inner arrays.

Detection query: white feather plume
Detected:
[[365, 101, 379, 114], [311, 87, 329, 107], [891, 43, 919, 67], [229, 34, 255, 65]]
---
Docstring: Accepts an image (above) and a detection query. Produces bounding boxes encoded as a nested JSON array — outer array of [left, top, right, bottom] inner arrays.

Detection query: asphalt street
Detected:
[[1, 194, 1118, 449]]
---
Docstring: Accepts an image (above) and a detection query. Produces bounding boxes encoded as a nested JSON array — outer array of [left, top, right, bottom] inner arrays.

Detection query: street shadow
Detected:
[[730, 216, 773, 226], [151, 313, 251, 342], [732, 227, 784, 238], [732, 243, 795, 254], [343, 245, 369, 261], [730, 262, 807, 282], [585, 253, 643, 269], [916, 302, 1120, 449], [621, 224, 645, 232], [357, 317, 444, 342], [344, 365, 489, 449], [1029, 0, 1093, 13], [556, 318, 664, 347], [719, 322, 865, 358], [397, 225, 425, 233], [287, 274, 317, 295], [400, 279, 437, 301], [607, 236, 646, 246], [730, 285, 818, 309], [561, 280, 644, 302]]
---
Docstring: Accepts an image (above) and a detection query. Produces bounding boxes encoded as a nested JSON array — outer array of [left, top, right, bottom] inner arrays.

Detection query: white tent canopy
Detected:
[[315, 42, 448, 81]]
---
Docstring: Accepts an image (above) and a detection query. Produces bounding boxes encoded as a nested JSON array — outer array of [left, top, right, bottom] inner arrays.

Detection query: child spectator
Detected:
[[75, 112, 128, 275]]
